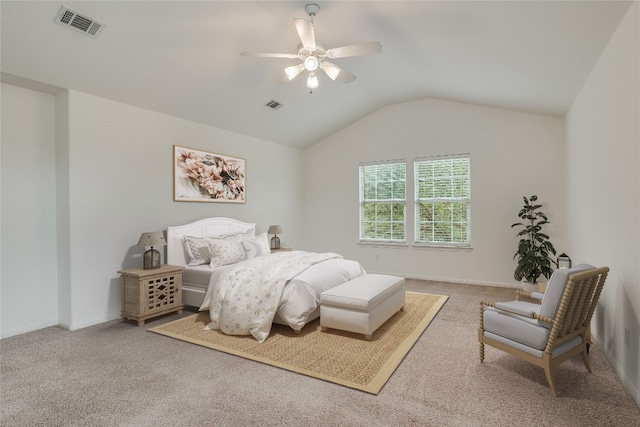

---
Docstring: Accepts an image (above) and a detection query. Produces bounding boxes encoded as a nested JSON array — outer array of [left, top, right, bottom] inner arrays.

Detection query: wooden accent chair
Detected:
[[478, 264, 609, 396], [515, 283, 594, 353]]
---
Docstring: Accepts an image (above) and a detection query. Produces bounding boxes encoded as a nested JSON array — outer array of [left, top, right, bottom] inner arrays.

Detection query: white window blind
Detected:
[[414, 154, 471, 247], [359, 162, 406, 242]]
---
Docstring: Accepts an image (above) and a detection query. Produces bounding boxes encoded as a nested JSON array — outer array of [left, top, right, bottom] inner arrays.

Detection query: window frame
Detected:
[[358, 160, 407, 244], [414, 154, 471, 248]]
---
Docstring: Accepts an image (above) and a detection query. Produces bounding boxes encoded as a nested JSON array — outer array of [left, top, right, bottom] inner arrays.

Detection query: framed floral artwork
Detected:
[[173, 145, 246, 203]]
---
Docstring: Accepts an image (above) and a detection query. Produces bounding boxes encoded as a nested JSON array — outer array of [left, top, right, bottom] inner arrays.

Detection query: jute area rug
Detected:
[[149, 291, 448, 394]]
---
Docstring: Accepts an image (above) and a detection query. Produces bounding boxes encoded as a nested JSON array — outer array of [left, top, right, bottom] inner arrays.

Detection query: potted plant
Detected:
[[512, 195, 557, 291]]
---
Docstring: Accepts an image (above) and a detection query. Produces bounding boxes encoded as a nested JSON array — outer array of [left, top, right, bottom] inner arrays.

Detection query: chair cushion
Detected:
[[495, 301, 541, 317], [483, 305, 551, 350], [484, 331, 583, 359], [539, 264, 594, 326]]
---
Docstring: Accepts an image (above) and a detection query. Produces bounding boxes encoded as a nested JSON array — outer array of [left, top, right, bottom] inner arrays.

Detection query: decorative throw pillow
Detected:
[[183, 236, 214, 266], [242, 233, 270, 259], [208, 238, 247, 267]]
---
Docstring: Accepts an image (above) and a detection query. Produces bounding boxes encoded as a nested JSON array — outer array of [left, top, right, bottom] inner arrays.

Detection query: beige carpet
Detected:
[[149, 291, 448, 394]]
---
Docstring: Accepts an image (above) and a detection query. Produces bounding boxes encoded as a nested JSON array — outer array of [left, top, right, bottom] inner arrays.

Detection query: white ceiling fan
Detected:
[[241, 3, 382, 92]]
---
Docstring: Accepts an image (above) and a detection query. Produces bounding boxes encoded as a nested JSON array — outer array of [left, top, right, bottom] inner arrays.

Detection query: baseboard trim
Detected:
[[366, 271, 518, 289], [67, 312, 121, 331], [591, 330, 640, 408], [1, 320, 59, 339]]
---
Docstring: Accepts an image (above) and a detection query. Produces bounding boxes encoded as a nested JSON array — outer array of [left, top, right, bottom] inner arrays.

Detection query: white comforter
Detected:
[[199, 251, 364, 342]]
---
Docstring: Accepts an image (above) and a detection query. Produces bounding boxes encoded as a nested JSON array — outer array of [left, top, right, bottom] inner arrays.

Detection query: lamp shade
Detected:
[[306, 72, 319, 90], [268, 225, 283, 235], [320, 62, 341, 81], [137, 231, 167, 248], [284, 64, 304, 80]]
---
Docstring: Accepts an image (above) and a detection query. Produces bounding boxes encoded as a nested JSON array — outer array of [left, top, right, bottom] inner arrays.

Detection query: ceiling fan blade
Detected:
[[325, 41, 382, 59], [293, 18, 316, 51], [240, 52, 299, 59], [320, 61, 356, 83]]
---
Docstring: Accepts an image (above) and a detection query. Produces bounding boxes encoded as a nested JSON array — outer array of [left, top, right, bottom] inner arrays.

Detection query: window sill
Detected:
[[357, 242, 473, 251], [357, 241, 408, 248], [412, 243, 473, 251]]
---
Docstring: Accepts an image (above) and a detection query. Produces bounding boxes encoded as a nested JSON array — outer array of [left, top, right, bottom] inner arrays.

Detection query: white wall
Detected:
[[55, 90, 71, 328], [566, 2, 639, 403], [1, 84, 303, 337], [1, 83, 59, 335], [301, 98, 566, 286], [64, 90, 303, 329]]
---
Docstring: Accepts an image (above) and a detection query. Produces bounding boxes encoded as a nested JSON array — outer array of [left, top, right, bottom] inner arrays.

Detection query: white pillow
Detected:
[[220, 230, 255, 240], [182, 230, 255, 266], [183, 236, 214, 266], [242, 233, 270, 259], [208, 238, 247, 267]]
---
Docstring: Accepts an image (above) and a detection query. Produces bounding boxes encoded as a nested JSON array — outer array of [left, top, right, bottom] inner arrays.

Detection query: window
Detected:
[[359, 162, 406, 242], [414, 154, 470, 247]]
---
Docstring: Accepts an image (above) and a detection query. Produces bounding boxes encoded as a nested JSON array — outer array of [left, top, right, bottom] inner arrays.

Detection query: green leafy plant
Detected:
[[512, 195, 557, 283]]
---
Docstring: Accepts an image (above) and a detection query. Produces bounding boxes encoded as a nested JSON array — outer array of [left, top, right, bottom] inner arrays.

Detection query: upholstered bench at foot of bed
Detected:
[[320, 274, 406, 340]]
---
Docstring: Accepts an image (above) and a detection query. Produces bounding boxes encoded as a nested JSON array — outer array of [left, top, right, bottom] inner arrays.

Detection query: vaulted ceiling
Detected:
[[1, 1, 632, 148]]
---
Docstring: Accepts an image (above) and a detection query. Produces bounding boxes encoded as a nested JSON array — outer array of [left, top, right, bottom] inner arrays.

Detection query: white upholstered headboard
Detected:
[[166, 217, 256, 266]]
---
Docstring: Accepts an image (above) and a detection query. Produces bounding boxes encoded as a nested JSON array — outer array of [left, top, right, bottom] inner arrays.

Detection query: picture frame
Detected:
[[173, 145, 246, 203]]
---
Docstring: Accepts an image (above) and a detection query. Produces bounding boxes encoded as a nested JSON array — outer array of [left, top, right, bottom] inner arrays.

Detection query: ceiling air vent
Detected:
[[265, 100, 283, 110], [54, 5, 106, 39]]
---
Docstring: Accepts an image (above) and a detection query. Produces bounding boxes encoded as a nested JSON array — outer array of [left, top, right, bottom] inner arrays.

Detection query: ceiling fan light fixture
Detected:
[[307, 72, 319, 90], [284, 64, 304, 80], [304, 55, 319, 71], [240, 2, 381, 92], [321, 63, 341, 81]]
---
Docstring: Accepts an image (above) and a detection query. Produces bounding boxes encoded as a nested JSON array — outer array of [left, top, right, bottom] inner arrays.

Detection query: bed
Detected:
[[166, 217, 365, 341]]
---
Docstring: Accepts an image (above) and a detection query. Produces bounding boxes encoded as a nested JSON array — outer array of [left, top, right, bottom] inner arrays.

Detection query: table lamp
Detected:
[[268, 225, 283, 250], [137, 231, 167, 269]]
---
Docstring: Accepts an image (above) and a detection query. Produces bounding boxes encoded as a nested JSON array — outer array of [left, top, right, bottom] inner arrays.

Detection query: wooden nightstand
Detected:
[[271, 248, 293, 253], [118, 264, 184, 325]]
